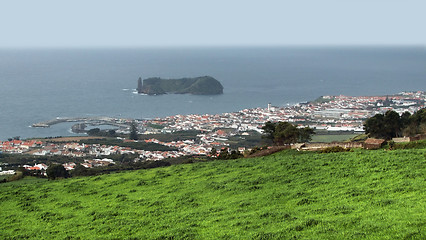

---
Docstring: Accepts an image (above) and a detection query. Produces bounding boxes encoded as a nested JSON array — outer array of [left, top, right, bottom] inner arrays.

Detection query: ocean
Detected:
[[0, 47, 425, 141]]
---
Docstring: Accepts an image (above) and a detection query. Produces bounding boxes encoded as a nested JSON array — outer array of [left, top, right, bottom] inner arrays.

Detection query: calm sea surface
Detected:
[[0, 47, 425, 140]]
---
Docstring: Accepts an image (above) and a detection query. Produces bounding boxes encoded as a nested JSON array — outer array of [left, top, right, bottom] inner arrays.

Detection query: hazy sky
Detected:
[[1, 0, 425, 48]]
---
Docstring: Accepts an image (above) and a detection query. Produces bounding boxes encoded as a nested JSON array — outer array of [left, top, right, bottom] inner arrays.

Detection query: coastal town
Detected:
[[1, 91, 425, 175]]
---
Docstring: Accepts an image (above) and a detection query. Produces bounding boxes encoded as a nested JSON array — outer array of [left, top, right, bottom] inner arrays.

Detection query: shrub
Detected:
[[393, 140, 426, 149], [319, 146, 351, 153], [46, 164, 69, 180]]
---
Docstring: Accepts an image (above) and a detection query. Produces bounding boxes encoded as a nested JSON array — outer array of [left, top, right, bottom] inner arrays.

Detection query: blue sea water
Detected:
[[0, 47, 425, 140]]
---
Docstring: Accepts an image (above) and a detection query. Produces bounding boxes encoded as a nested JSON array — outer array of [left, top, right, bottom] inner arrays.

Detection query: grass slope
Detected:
[[310, 134, 358, 143], [1, 149, 425, 239]]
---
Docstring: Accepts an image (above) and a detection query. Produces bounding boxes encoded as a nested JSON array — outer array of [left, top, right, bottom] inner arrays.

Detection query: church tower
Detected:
[[137, 77, 143, 93]]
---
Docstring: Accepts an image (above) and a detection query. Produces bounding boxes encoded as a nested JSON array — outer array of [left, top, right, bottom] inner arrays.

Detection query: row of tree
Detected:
[[364, 108, 425, 139]]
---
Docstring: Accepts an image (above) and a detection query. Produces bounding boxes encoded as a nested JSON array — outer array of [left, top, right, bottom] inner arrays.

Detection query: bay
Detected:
[[0, 47, 425, 140]]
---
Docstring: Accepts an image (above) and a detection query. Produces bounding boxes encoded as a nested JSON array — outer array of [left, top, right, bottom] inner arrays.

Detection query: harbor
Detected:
[[31, 117, 130, 131]]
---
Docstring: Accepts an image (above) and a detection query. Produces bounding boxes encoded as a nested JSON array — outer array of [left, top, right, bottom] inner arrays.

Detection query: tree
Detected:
[[217, 147, 243, 160], [7, 136, 20, 141], [218, 147, 230, 159], [384, 110, 402, 138], [261, 121, 315, 145], [87, 128, 101, 136], [364, 113, 386, 139], [400, 111, 411, 129], [409, 108, 426, 134], [46, 164, 68, 180], [363, 110, 426, 139], [210, 148, 217, 157], [71, 164, 89, 176], [261, 121, 276, 142], [129, 122, 138, 140], [299, 127, 315, 142], [229, 150, 243, 159], [274, 122, 299, 145], [17, 167, 29, 176]]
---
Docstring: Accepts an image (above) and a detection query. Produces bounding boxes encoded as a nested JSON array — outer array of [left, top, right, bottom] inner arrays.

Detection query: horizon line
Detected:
[[0, 44, 425, 50]]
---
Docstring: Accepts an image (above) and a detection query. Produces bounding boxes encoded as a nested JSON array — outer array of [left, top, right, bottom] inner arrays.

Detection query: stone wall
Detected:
[[300, 142, 363, 151]]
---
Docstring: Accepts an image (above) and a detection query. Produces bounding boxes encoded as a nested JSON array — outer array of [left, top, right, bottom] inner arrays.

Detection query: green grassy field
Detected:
[[1, 148, 425, 239], [309, 130, 362, 143], [310, 133, 359, 143], [0, 175, 10, 181]]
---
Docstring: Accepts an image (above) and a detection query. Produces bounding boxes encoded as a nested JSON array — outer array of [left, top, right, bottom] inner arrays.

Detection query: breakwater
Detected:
[[31, 117, 129, 129]]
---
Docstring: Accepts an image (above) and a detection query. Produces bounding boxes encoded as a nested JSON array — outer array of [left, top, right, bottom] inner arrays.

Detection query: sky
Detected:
[[0, 0, 425, 48]]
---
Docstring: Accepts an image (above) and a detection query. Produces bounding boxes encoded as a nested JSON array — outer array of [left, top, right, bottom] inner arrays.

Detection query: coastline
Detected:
[[26, 91, 425, 141]]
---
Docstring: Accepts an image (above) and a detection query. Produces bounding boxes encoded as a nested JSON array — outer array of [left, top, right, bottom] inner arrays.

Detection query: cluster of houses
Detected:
[[139, 91, 425, 135], [0, 158, 116, 176], [0, 140, 43, 154], [0, 169, 15, 176], [19, 159, 116, 172]]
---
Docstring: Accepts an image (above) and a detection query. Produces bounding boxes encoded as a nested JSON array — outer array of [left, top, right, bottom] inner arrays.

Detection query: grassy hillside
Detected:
[[1, 149, 425, 239]]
